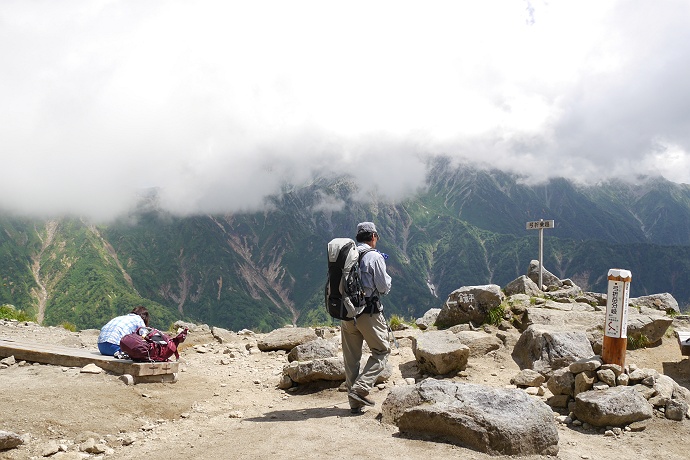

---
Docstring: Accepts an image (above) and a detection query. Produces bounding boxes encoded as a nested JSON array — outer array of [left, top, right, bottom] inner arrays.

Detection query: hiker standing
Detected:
[[342, 221, 392, 414], [97, 306, 150, 356]]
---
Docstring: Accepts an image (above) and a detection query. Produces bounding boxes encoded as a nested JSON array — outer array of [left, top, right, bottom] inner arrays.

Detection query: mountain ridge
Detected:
[[2, 160, 690, 331]]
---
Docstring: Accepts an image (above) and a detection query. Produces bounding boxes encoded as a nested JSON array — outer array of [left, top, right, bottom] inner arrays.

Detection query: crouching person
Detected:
[[97, 306, 150, 356]]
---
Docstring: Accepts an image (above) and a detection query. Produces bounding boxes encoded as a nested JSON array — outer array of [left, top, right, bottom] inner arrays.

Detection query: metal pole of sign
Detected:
[[539, 224, 544, 290], [526, 219, 555, 291]]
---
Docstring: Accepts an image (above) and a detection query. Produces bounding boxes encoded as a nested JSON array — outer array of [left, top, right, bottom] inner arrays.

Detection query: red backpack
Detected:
[[120, 327, 188, 362]]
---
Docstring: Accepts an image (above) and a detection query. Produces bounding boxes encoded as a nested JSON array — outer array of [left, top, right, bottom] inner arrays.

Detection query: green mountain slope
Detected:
[[0, 216, 42, 316], [425, 159, 690, 245], [2, 161, 690, 331], [102, 211, 309, 331], [0, 217, 176, 330]]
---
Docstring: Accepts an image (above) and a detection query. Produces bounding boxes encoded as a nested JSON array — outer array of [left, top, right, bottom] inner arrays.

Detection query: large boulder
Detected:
[[629, 293, 680, 314], [210, 326, 237, 343], [505, 275, 541, 297], [381, 379, 559, 456], [574, 386, 653, 427], [211, 326, 259, 350], [280, 352, 393, 387], [416, 308, 441, 330], [520, 306, 673, 350], [544, 283, 583, 299], [626, 312, 673, 347], [520, 307, 601, 332], [452, 331, 502, 357], [435, 285, 505, 328], [174, 322, 217, 349], [257, 327, 317, 352], [287, 338, 338, 362], [527, 260, 562, 290], [581, 291, 607, 307], [282, 357, 345, 384], [511, 324, 595, 376], [412, 330, 469, 375]]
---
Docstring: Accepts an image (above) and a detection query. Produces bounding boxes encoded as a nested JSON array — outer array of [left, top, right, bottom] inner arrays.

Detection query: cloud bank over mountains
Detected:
[[2, 1, 690, 221]]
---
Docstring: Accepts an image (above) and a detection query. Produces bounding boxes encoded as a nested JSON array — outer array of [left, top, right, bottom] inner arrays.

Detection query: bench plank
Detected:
[[0, 339, 179, 376]]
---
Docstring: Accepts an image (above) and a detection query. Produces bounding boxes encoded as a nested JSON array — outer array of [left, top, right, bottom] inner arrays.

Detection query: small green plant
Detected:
[[60, 322, 77, 332], [387, 314, 418, 331], [627, 334, 650, 350], [0, 304, 35, 322], [486, 305, 505, 327], [529, 297, 537, 305], [389, 314, 405, 331]]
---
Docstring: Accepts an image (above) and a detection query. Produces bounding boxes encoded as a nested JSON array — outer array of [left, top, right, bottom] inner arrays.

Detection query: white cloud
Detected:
[[1, 0, 690, 221]]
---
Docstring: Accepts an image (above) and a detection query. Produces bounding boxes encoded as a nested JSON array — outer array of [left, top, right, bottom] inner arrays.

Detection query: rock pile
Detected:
[[541, 355, 690, 425]]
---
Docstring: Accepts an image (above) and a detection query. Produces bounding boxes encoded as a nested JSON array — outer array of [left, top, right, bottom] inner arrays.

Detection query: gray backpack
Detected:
[[325, 238, 372, 320]]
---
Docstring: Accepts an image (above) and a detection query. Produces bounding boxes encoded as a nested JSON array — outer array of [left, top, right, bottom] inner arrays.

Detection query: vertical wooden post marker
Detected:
[[601, 268, 632, 368]]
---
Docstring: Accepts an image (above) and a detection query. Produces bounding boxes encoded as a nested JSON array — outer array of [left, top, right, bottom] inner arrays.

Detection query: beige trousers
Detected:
[[341, 312, 391, 407]]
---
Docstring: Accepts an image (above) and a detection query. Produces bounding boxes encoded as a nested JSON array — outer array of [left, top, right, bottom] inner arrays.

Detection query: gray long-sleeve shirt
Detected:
[[357, 243, 392, 297]]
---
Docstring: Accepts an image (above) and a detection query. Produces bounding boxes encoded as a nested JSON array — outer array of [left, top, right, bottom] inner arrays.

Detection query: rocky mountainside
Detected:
[[2, 159, 690, 331]]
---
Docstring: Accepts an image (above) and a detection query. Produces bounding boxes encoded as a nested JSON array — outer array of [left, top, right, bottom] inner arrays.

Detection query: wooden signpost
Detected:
[[601, 268, 632, 367], [526, 219, 555, 289]]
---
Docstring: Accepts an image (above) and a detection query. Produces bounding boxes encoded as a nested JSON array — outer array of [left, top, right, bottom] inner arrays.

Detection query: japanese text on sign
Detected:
[[605, 280, 630, 338], [526, 220, 555, 230], [458, 293, 475, 304]]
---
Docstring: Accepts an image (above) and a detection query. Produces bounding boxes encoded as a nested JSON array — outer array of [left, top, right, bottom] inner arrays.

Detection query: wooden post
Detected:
[[601, 268, 632, 367]]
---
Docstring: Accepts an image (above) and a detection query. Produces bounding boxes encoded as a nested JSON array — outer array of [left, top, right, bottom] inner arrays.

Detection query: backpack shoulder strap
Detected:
[[357, 247, 375, 262]]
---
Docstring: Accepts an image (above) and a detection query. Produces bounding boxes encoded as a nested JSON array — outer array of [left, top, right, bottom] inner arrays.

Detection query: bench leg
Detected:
[[133, 373, 178, 384]]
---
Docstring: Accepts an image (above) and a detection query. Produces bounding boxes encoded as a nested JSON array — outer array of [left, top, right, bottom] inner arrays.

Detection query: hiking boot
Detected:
[[350, 406, 365, 415], [348, 390, 375, 407]]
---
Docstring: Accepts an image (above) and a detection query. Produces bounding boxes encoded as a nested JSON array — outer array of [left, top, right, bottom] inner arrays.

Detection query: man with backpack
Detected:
[[341, 221, 392, 414]]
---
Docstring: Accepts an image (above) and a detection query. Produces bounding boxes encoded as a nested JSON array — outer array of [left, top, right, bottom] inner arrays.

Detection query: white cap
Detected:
[[608, 268, 632, 279]]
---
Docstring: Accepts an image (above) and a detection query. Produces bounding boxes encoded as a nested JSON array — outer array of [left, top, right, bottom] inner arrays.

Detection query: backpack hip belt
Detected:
[[364, 296, 382, 314]]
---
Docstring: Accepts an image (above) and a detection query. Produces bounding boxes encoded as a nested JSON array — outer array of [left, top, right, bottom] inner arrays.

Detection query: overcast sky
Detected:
[[2, 1, 690, 221]]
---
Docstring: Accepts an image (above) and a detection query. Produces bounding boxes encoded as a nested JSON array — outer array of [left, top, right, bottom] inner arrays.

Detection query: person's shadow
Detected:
[[245, 406, 349, 422], [244, 380, 356, 421]]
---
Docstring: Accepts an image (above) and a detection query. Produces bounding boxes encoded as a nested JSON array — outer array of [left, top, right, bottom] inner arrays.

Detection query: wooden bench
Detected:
[[678, 331, 690, 357], [0, 339, 179, 383]]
